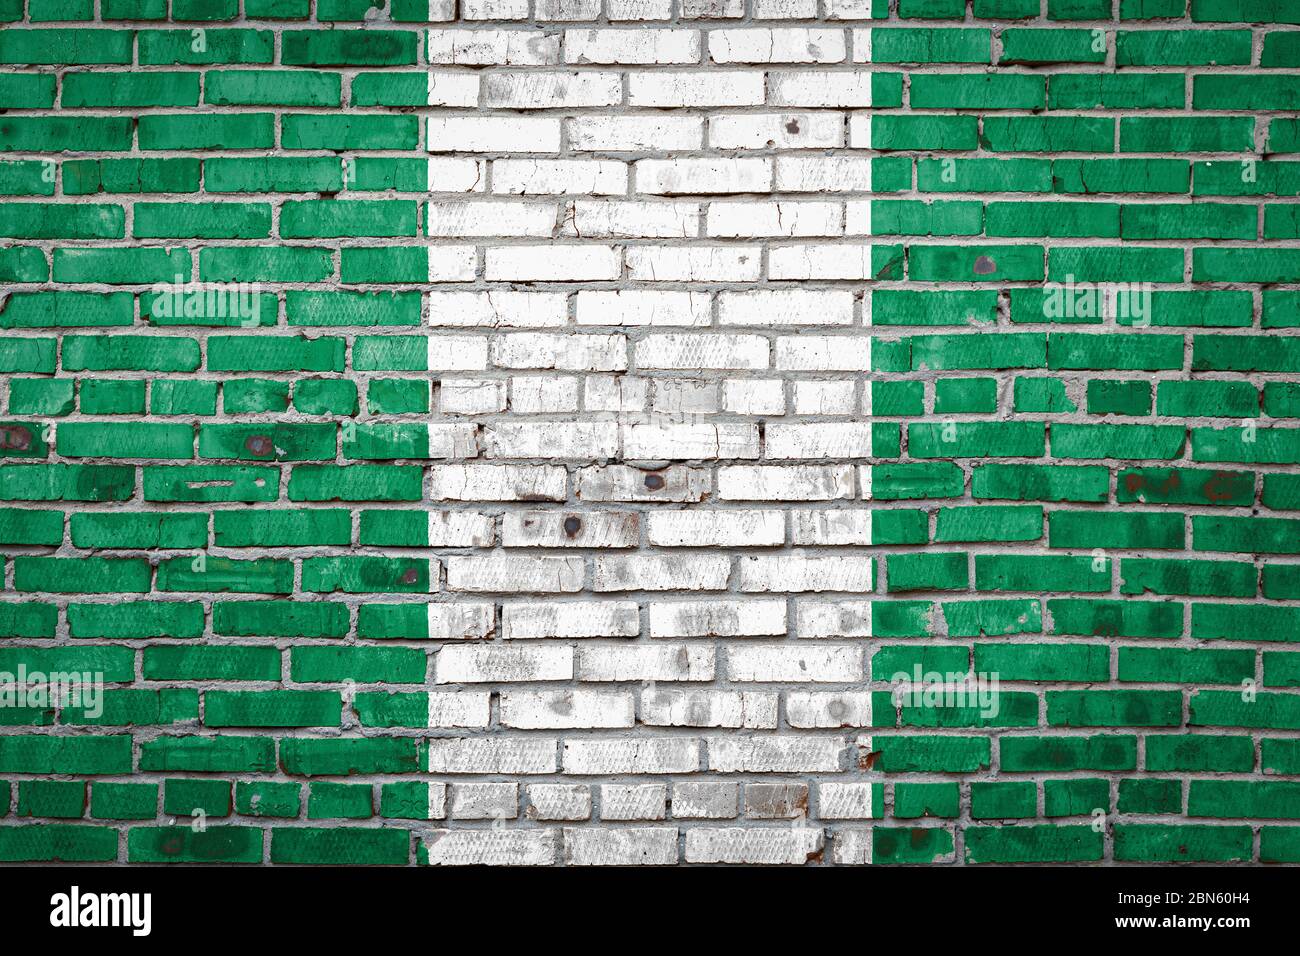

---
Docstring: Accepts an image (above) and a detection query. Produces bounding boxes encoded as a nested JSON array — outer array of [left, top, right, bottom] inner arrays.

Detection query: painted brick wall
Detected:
[[0, 0, 1298, 866]]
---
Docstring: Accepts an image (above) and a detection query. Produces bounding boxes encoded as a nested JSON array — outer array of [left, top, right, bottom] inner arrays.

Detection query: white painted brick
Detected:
[[725, 645, 863, 682], [707, 735, 844, 772], [426, 245, 477, 282], [426, 737, 558, 773], [708, 28, 847, 64], [646, 510, 784, 548], [793, 380, 856, 415], [831, 830, 875, 865], [629, 71, 764, 107], [563, 827, 678, 865], [768, 243, 872, 280], [819, 782, 875, 820], [500, 689, 636, 728], [485, 244, 621, 282], [707, 200, 843, 238], [765, 422, 873, 459], [484, 420, 619, 458], [774, 156, 872, 192], [461, 0, 528, 19], [509, 374, 580, 413], [606, 0, 673, 19], [425, 602, 497, 639], [425, 72, 481, 107], [583, 375, 649, 412], [492, 332, 627, 371], [648, 598, 786, 637], [672, 782, 739, 818], [684, 827, 823, 864], [635, 158, 771, 194], [503, 600, 640, 639], [439, 379, 508, 415], [423, 829, 558, 866], [576, 290, 711, 326], [732, 91, 856, 135], [562, 738, 701, 774], [576, 464, 711, 502], [437, 643, 575, 682], [427, 157, 487, 192], [428, 690, 494, 727], [796, 600, 875, 638], [717, 465, 855, 501], [599, 784, 667, 820], [427, 29, 561, 65], [427, 116, 561, 153], [565, 28, 701, 64], [492, 158, 628, 194], [634, 333, 768, 370], [535, 0, 601, 19], [428, 464, 567, 501], [785, 690, 873, 728], [502, 510, 639, 548], [564, 201, 700, 239], [792, 508, 872, 545], [626, 245, 761, 282], [450, 782, 518, 820], [718, 289, 853, 326], [565, 115, 705, 151], [737, 553, 873, 592], [769, 70, 874, 106], [592, 555, 730, 591], [445, 556, 585, 593], [527, 784, 591, 821], [723, 379, 786, 415], [641, 688, 779, 728], [776, 335, 871, 371], [425, 202, 555, 238], [575, 644, 715, 681], [621, 421, 760, 460]]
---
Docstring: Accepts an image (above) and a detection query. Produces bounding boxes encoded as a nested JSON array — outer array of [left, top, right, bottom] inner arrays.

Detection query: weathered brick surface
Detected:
[[0, 0, 1297, 865]]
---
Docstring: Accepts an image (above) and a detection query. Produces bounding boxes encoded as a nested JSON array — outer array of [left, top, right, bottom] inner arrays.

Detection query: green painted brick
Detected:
[[92, 782, 158, 820], [128, 826, 262, 863], [140, 735, 276, 772], [205, 690, 342, 728], [975, 642, 1108, 682], [211, 600, 350, 637], [236, 781, 301, 818], [1146, 733, 1254, 772], [271, 826, 407, 865], [1119, 646, 1254, 684], [308, 781, 372, 819], [0, 824, 117, 861], [1114, 824, 1250, 863]]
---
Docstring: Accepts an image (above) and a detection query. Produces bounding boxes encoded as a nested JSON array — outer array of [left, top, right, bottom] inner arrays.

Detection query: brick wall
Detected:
[[0, 0, 1298, 866]]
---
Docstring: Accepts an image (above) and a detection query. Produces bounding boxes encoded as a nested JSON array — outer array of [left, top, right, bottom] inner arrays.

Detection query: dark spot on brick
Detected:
[[1122, 472, 1145, 494], [973, 255, 996, 275], [0, 425, 31, 451], [644, 473, 665, 491], [1204, 470, 1238, 502], [910, 827, 929, 848], [400, 568, 420, 585], [245, 435, 274, 456], [785, 118, 800, 134], [563, 515, 582, 537]]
